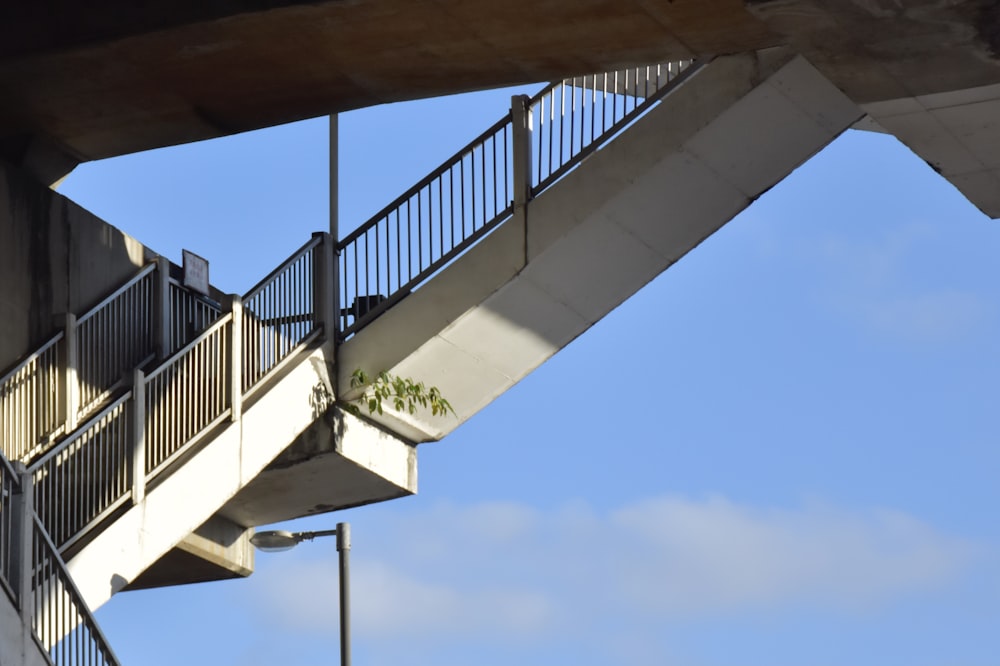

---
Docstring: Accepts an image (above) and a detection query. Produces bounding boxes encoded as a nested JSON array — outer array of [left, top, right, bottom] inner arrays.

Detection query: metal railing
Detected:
[[167, 280, 222, 355], [144, 315, 232, 479], [243, 236, 322, 393], [337, 59, 699, 337], [32, 516, 121, 666], [0, 453, 18, 604], [76, 265, 157, 417], [0, 260, 229, 468], [31, 397, 132, 553], [0, 336, 64, 462], [20, 235, 331, 554], [337, 116, 514, 337], [530, 61, 695, 192], [1, 450, 121, 666]]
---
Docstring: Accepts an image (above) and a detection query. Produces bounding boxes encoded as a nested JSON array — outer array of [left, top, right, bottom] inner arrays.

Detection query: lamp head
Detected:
[[250, 529, 300, 552]]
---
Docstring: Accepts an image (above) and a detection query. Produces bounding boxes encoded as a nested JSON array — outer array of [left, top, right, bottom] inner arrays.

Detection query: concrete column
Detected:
[[224, 295, 243, 423], [13, 464, 33, 639], [61, 313, 79, 433], [130, 368, 146, 504], [154, 255, 172, 360]]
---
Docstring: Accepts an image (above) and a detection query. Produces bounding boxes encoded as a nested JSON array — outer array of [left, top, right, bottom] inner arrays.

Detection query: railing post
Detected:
[[155, 255, 172, 360], [224, 295, 243, 423], [511, 94, 533, 212], [62, 312, 79, 433], [313, 232, 336, 343], [130, 369, 146, 504], [511, 94, 533, 262], [13, 463, 33, 641]]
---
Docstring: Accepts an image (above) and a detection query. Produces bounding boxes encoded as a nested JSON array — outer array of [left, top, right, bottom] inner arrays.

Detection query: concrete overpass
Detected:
[[4, 1, 1000, 217]]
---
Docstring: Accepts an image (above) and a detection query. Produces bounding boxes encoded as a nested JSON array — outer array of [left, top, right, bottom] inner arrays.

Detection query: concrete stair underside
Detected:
[[338, 49, 864, 442], [67, 49, 868, 610]]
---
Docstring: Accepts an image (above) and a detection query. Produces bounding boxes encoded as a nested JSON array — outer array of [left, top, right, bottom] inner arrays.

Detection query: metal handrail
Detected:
[[31, 515, 121, 666], [242, 237, 321, 392], [529, 60, 698, 192], [0, 261, 158, 465], [29, 393, 132, 552], [336, 59, 701, 338], [0, 452, 19, 604], [0, 334, 64, 462], [245, 235, 323, 301], [75, 264, 157, 326], [23, 235, 326, 556], [0, 333, 64, 391], [337, 114, 514, 337]]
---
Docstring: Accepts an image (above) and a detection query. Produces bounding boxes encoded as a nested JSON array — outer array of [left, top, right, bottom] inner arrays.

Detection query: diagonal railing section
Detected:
[[0, 336, 63, 463], [76, 265, 157, 418], [243, 235, 322, 394], [1, 449, 121, 666], [167, 279, 222, 355], [0, 261, 225, 468], [530, 61, 695, 192], [31, 397, 132, 553], [145, 315, 232, 480], [32, 516, 121, 666], [337, 117, 513, 338], [24, 235, 330, 554], [336, 59, 699, 338]]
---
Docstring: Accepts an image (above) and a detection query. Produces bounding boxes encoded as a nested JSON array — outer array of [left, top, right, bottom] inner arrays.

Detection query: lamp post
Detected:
[[251, 522, 351, 666]]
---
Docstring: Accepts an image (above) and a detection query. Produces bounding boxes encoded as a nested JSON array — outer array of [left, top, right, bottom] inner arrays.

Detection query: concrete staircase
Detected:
[[1, 49, 864, 626]]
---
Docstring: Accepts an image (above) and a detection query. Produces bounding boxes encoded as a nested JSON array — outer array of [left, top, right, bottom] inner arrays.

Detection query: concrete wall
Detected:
[[0, 160, 148, 371], [0, 589, 50, 666]]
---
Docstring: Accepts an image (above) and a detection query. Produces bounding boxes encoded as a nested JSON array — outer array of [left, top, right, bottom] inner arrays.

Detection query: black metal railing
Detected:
[[337, 59, 701, 338]]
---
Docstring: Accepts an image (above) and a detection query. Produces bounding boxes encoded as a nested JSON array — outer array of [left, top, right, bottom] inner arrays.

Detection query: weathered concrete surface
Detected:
[[125, 515, 254, 591], [862, 83, 1000, 218], [0, 587, 50, 666], [0, 160, 147, 371], [3, 1, 1000, 169], [338, 51, 864, 442], [66, 343, 415, 611], [0, 0, 777, 164]]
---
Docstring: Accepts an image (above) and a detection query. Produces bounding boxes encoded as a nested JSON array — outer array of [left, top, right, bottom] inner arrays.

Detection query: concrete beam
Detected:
[[124, 515, 254, 591], [863, 84, 1000, 219]]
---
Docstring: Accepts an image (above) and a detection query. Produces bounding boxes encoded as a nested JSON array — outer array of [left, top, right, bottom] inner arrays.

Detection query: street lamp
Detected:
[[251, 522, 352, 666]]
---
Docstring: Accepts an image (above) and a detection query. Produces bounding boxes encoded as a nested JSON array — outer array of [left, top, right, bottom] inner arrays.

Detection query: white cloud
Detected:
[[609, 496, 974, 616], [242, 495, 979, 650], [812, 224, 994, 344]]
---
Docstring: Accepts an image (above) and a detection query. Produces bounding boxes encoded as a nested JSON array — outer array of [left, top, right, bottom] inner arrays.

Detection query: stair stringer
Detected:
[[338, 50, 865, 441]]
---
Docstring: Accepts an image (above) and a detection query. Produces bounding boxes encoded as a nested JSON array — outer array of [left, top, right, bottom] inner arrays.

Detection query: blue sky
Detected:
[[59, 84, 1000, 666]]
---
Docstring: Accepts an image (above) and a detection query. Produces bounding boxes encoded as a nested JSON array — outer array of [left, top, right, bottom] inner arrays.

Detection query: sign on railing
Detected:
[[0, 260, 228, 468], [25, 236, 327, 554]]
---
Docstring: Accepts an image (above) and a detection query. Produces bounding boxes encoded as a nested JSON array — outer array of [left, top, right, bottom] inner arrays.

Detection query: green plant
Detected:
[[346, 368, 455, 418]]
